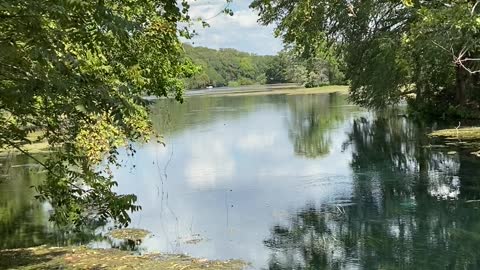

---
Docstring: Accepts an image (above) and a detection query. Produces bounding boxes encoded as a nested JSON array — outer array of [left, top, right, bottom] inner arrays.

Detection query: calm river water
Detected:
[[2, 92, 480, 269]]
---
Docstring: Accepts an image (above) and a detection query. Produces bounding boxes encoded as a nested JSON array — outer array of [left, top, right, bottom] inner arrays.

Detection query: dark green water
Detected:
[[2, 92, 480, 269]]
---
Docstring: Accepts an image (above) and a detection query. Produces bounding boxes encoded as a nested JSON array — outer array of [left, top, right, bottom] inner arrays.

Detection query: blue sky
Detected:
[[183, 0, 283, 55]]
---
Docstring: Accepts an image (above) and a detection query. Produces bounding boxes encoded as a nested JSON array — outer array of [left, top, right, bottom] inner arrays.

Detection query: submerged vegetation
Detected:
[[107, 228, 151, 242]]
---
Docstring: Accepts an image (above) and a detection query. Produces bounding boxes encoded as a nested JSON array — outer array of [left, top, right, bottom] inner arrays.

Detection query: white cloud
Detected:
[[237, 132, 276, 151], [185, 139, 236, 188], [182, 0, 283, 55], [225, 10, 259, 28]]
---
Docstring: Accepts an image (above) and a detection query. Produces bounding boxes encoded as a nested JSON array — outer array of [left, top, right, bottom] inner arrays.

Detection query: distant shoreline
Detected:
[[185, 84, 349, 97]]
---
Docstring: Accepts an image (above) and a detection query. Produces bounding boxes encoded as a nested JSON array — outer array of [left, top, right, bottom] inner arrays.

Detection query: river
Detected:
[[1, 91, 480, 269]]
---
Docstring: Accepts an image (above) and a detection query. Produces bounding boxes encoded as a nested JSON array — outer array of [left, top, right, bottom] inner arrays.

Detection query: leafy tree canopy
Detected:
[[183, 44, 273, 88], [251, 0, 480, 117], [0, 0, 197, 228], [184, 44, 345, 89]]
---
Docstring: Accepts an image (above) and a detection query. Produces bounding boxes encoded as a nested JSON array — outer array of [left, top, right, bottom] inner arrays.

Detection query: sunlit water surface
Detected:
[[2, 92, 480, 269]]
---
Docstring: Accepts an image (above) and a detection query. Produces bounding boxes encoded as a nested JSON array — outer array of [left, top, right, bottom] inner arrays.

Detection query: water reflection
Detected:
[[152, 93, 347, 159], [347, 114, 470, 201], [0, 154, 102, 249], [108, 93, 356, 265], [264, 114, 480, 269], [0, 155, 50, 249], [1, 93, 480, 270], [287, 94, 347, 158]]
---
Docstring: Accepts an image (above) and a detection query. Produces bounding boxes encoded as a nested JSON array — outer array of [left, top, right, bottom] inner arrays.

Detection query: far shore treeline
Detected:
[[183, 44, 346, 89]]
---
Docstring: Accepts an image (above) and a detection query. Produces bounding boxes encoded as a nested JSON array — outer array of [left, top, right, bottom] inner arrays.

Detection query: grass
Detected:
[[0, 141, 50, 155], [0, 131, 50, 156], [211, 85, 349, 97], [0, 246, 247, 270]]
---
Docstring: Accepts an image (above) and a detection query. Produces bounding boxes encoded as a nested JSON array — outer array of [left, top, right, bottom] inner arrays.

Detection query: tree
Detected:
[[0, 0, 196, 227], [183, 44, 274, 88], [251, 0, 480, 117], [264, 49, 344, 85], [265, 54, 289, 84]]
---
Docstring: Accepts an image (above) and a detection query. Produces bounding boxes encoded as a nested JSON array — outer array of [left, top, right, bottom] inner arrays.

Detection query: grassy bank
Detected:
[[0, 246, 247, 270], [0, 131, 50, 156], [0, 141, 50, 156], [214, 85, 348, 97]]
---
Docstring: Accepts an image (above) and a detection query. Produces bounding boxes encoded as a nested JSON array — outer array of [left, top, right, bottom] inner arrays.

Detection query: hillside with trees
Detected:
[[183, 44, 272, 88], [183, 44, 345, 89]]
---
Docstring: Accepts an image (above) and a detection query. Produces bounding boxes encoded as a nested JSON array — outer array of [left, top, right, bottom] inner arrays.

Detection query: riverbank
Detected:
[[186, 84, 349, 97], [0, 246, 246, 270], [0, 131, 50, 156], [220, 85, 348, 97]]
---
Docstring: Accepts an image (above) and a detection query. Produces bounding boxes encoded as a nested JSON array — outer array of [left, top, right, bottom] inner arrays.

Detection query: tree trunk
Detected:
[[473, 72, 480, 89], [455, 64, 467, 105]]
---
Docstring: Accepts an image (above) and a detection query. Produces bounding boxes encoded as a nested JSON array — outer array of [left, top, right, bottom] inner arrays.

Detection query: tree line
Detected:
[[183, 44, 346, 89]]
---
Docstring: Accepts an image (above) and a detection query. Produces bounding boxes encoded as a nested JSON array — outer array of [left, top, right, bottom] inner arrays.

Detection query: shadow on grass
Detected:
[[0, 246, 246, 270], [0, 248, 67, 269]]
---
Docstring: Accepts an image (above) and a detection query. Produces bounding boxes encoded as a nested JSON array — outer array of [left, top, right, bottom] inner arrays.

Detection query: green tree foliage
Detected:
[[183, 44, 345, 88], [264, 53, 291, 84], [251, 0, 480, 117], [0, 0, 197, 227], [183, 44, 273, 88], [264, 49, 345, 86]]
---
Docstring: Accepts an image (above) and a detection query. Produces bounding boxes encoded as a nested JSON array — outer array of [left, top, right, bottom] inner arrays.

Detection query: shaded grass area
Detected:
[[0, 131, 50, 156], [0, 246, 247, 270], [211, 85, 349, 97], [0, 142, 50, 156]]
